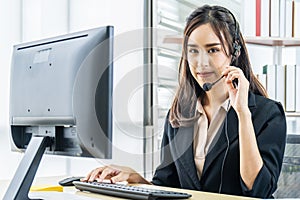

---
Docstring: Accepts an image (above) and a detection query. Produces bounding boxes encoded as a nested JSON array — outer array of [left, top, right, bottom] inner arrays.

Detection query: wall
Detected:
[[0, 0, 22, 180], [0, 0, 145, 180]]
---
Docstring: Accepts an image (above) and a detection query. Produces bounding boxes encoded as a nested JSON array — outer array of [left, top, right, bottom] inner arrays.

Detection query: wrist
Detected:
[[128, 173, 149, 184], [236, 107, 251, 118]]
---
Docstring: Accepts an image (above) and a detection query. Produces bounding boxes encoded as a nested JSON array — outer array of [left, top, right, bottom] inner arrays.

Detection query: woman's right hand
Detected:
[[81, 164, 151, 184]]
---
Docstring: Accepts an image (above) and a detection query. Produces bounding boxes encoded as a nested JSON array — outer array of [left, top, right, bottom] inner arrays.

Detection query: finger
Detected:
[[82, 170, 94, 182], [82, 169, 95, 182], [225, 75, 239, 91], [88, 167, 104, 182], [227, 72, 240, 81], [225, 78, 236, 90], [227, 67, 242, 77], [81, 177, 89, 182], [222, 65, 239, 76], [98, 167, 116, 182], [110, 172, 128, 183], [222, 68, 230, 76]]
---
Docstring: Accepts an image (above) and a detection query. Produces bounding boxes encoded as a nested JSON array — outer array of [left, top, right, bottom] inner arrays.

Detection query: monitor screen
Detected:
[[5, 26, 114, 200]]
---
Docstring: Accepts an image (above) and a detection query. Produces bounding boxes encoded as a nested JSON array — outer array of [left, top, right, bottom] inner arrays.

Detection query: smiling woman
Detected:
[[84, 4, 287, 199], [160, 5, 285, 198], [186, 24, 232, 89]]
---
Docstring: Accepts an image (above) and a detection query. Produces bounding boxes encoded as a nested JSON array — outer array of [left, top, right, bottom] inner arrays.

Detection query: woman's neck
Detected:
[[203, 83, 228, 107], [201, 84, 228, 124]]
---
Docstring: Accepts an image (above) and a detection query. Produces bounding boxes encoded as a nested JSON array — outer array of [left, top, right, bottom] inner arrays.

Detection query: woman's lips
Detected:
[[197, 72, 213, 78]]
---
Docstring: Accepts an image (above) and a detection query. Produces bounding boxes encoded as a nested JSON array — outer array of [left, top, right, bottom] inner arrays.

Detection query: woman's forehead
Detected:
[[187, 24, 225, 46]]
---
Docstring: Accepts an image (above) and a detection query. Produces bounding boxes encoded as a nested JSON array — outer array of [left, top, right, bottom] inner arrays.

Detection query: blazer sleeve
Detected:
[[240, 101, 287, 198], [151, 113, 181, 188]]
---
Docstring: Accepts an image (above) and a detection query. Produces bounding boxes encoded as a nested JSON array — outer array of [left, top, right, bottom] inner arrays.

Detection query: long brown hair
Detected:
[[169, 5, 267, 128]]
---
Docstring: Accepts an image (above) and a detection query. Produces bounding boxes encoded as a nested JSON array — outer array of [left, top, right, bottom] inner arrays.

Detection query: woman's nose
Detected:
[[197, 51, 209, 67]]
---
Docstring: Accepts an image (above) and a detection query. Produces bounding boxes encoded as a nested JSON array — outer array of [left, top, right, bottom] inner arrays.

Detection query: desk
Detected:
[[0, 176, 259, 200]]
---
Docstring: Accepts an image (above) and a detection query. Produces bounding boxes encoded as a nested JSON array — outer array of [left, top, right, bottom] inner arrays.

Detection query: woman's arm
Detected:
[[151, 112, 181, 187], [223, 66, 286, 197], [236, 107, 263, 190], [223, 66, 263, 189]]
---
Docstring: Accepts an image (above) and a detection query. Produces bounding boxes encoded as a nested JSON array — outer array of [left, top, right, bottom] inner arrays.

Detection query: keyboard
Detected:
[[73, 181, 192, 199]]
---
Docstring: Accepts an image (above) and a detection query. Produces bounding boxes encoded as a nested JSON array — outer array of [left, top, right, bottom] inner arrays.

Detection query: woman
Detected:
[[83, 5, 286, 198]]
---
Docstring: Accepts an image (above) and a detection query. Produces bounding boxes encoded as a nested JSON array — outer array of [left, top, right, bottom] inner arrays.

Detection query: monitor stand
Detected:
[[3, 136, 51, 200]]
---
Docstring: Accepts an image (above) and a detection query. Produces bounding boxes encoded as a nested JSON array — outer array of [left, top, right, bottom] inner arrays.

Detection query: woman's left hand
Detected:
[[222, 66, 249, 114]]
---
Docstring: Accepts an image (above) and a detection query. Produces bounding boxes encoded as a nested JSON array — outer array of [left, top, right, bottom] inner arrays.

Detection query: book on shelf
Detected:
[[270, 0, 280, 37], [256, 0, 261, 36], [294, 0, 300, 37], [264, 64, 277, 100], [263, 64, 300, 112], [279, 0, 287, 37], [244, 0, 256, 36], [276, 65, 285, 107], [261, 0, 270, 36], [285, 65, 296, 112], [257, 73, 267, 90], [296, 65, 300, 112], [286, 0, 293, 37]]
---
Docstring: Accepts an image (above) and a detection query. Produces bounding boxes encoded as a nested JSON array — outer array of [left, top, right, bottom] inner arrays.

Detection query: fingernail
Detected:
[[96, 178, 103, 182]]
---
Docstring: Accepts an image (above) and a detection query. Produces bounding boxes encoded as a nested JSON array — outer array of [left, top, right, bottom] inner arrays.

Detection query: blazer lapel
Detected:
[[202, 92, 257, 176], [170, 125, 201, 189], [202, 108, 239, 175]]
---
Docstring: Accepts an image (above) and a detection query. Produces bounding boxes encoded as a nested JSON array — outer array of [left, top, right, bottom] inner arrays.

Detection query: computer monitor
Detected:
[[4, 26, 114, 200]]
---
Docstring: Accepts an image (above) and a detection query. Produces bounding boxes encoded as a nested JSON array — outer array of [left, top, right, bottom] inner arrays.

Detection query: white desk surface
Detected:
[[0, 176, 293, 200]]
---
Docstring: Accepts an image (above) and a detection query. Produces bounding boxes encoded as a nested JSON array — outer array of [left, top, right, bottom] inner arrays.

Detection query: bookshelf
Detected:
[[245, 36, 300, 47], [285, 112, 300, 117], [245, 36, 300, 111], [245, 38, 300, 198]]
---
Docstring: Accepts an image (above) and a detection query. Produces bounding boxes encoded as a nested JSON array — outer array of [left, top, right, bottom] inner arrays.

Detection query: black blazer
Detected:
[[152, 92, 286, 198]]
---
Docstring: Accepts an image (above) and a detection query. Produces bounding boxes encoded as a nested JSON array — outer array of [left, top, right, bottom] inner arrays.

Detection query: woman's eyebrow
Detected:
[[187, 43, 221, 47], [187, 44, 198, 47], [205, 43, 221, 47]]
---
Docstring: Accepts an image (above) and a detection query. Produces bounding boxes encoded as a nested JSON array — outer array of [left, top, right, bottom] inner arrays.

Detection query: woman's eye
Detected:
[[208, 48, 219, 53], [188, 48, 199, 54]]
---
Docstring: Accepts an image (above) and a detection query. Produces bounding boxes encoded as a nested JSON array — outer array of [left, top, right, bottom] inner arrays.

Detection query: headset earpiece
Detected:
[[232, 42, 241, 57]]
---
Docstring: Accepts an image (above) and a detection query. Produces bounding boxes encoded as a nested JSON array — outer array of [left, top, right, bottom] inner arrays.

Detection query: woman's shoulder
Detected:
[[252, 92, 285, 116], [164, 110, 175, 130]]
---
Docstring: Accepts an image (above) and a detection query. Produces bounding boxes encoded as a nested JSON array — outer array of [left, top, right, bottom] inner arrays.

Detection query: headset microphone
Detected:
[[202, 75, 224, 91]]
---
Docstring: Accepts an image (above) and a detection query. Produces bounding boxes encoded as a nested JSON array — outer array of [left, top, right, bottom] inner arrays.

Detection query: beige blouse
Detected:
[[193, 99, 229, 179]]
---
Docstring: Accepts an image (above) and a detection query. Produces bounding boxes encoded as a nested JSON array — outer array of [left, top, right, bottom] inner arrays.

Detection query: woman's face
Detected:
[[187, 23, 232, 88]]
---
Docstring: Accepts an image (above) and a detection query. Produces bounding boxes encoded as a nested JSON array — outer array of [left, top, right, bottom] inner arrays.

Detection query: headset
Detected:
[[226, 8, 241, 64], [219, 100, 231, 193]]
